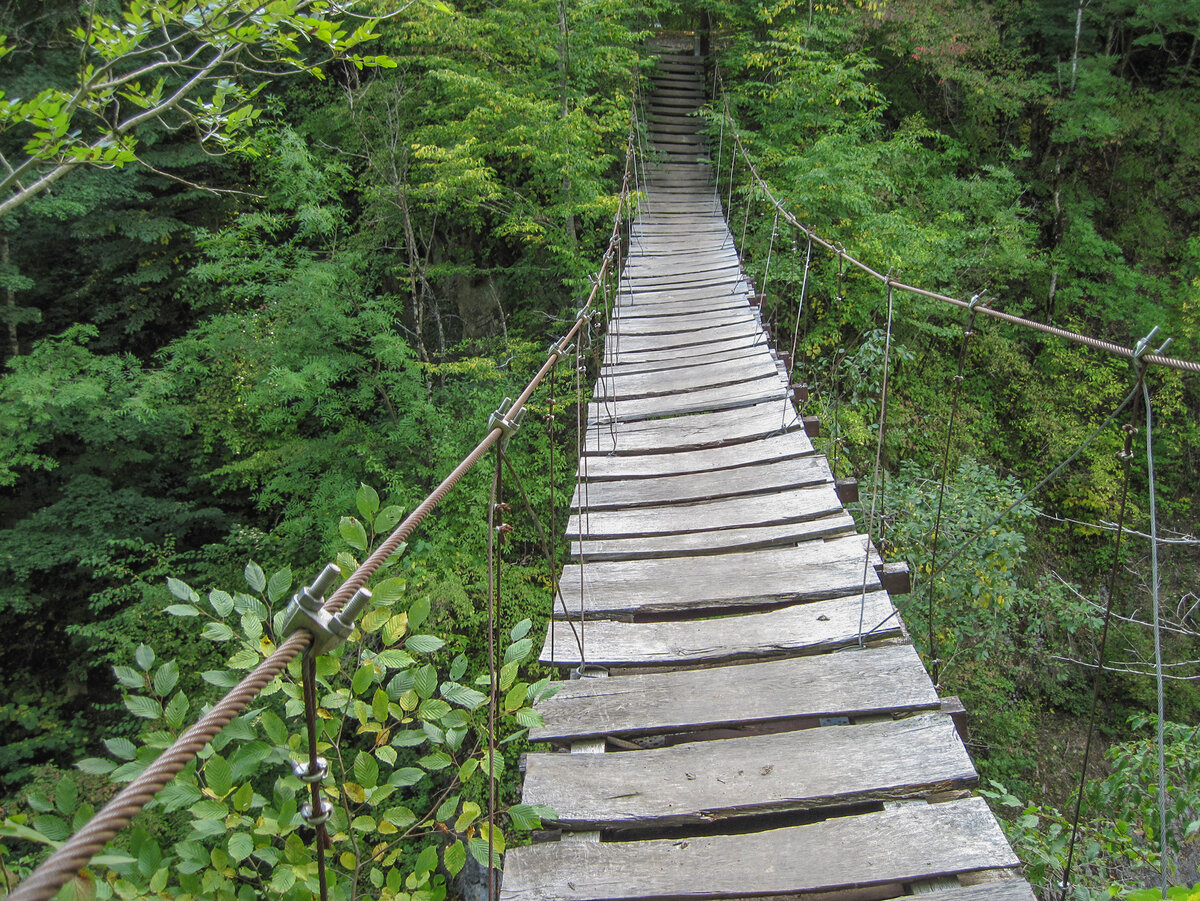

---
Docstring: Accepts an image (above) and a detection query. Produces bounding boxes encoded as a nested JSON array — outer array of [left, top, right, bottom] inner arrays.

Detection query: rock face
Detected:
[[453, 854, 492, 901]]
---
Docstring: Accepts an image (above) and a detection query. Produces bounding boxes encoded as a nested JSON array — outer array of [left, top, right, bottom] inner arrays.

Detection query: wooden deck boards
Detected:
[[503, 51, 1033, 901]]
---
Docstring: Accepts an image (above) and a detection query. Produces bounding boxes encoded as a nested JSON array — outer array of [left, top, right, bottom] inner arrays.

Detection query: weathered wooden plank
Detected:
[[917, 882, 1038, 901], [588, 377, 785, 424], [522, 713, 976, 829], [583, 401, 800, 455], [611, 296, 749, 320], [608, 308, 756, 336], [540, 589, 898, 668], [602, 347, 780, 381], [580, 431, 815, 480], [600, 322, 763, 356], [594, 357, 778, 401], [530, 643, 938, 743], [566, 483, 842, 540], [608, 336, 769, 368], [570, 513, 856, 562], [571, 455, 832, 508], [500, 798, 1018, 901], [557, 534, 880, 618]]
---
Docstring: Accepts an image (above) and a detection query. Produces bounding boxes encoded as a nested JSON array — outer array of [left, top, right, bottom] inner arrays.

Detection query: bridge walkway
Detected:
[[501, 54, 1036, 901]]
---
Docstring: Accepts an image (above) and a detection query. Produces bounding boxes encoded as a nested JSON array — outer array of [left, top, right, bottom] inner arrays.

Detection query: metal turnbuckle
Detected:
[[280, 563, 373, 657]]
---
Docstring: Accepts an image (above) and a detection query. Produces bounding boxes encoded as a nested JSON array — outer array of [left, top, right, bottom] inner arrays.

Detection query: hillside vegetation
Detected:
[[0, 0, 1197, 898]]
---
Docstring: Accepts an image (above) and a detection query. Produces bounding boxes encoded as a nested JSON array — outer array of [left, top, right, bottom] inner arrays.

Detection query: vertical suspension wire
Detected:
[[1143, 377, 1168, 899], [783, 236, 813, 431], [574, 338, 587, 667], [754, 208, 780, 348], [1059, 378, 1142, 901], [300, 656, 329, 901], [547, 366, 556, 666], [859, 276, 895, 646], [923, 298, 981, 688], [485, 449, 503, 901]]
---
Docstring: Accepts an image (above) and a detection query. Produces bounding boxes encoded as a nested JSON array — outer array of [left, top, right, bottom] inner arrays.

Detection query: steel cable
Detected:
[[10, 125, 638, 901]]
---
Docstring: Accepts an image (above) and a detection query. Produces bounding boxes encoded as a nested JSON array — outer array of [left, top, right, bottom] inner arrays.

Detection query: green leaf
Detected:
[[441, 681, 487, 711], [408, 596, 431, 628], [499, 660, 519, 691], [510, 618, 532, 641], [54, 779, 77, 815], [202, 670, 240, 688], [507, 803, 554, 831], [353, 751, 379, 789], [167, 578, 198, 602], [209, 589, 235, 617], [514, 708, 544, 728], [164, 604, 200, 617], [375, 505, 404, 533], [418, 751, 452, 771], [450, 654, 468, 681], [503, 638, 532, 666], [113, 665, 144, 690], [413, 664, 437, 699], [383, 806, 416, 828], [164, 691, 189, 730], [388, 767, 425, 787], [202, 622, 236, 642], [468, 835, 502, 869], [454, 801, 481, 832], [414, 844, 438, 875], [33, 814, 68, 842], [244, 562, 266, 593], [260, 709, 288, 746], [157, 779, 202, 812], [436, 794, 460, 822], [124, 695, 162, 720], [205, 755, 232, 798], [77, 758, 116, 776], [135, 644, 155, 671], [152, 660, 179, 696], [104, 737, 137, 760], [266, 568, 293, 604], [443, 840, 466, 876], [340, 516, 368, 551], [227, 832, 253, 862], [352, 664, 375, 696], [357, 483, 381, 522], [372, 576, 407, 605], [406, 634, 445, 654], [373, 649, 414, 669]]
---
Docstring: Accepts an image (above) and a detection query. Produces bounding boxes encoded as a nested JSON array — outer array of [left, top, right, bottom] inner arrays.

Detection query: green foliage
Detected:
[[1, 487, 559, 898]]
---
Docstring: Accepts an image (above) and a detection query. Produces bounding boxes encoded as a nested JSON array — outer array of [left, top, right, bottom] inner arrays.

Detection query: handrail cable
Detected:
[[8, 126, 638, 901], [712, 72, 1200, 376]]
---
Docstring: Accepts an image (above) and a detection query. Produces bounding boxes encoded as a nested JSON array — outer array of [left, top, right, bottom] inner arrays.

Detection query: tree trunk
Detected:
[[3, 234, 18, 358], [558, 0, 577, 251]]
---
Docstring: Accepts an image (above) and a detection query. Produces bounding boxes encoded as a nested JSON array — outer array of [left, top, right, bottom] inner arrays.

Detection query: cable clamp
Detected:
[[1132, 326, 1160, 371], [300, 797, 333, 826], [487, 397, 526, 449], [281, 563, 374, 657], [293, 757, 329, 784], [548, 338, 575, 359]]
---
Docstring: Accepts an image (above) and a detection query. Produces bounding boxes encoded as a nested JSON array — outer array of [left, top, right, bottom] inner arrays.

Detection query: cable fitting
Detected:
[[1132, 326, 1160, 372], [281, 563, 374, 657], [548, 338, 575, 359], [967, 293, 986, 314], [293, 757, 329, 784], [300, 797, 333, 826], [487, 397, 527, 449]]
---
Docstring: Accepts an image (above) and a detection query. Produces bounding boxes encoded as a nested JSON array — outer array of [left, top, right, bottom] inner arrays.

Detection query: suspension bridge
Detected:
[[497, 52, 1033, 901], [11, 45, 1199, 901]]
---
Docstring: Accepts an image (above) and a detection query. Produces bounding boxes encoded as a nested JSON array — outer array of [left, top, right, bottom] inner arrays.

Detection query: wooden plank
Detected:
[[599, 321, 763, 355], [587, 377, 786, 424], [594, 357, 779, 401], [557, 534, 880, 619], [583, 401, 800, 455], [602, 346, 780, 380], [522, 713, 976, 829], [530, 643, 939, 743], [571, 455, 832, 508], [917, 883, 1038, 901], [608, 307, 756, 336], [580, 431, 816, 480], [570, 513, 856, 562], [539, 589, 899, 668], [566, 483, 842, 540], [499, 798, 1019, 901], [608, 336, 769, 368]]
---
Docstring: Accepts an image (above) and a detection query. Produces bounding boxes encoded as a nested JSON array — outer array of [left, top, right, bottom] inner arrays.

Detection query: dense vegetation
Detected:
[[0, 0, 1197, 898]]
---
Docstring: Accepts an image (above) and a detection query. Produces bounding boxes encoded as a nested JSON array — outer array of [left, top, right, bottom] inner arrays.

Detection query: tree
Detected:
[[0, 0, 400, 218]]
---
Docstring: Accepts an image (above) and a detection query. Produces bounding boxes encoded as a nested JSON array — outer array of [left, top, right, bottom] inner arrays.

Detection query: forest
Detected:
[[0, 0, 1198, 898]]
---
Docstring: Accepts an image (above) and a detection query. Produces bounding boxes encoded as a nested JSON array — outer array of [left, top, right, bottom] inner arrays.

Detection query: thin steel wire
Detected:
[[485, 450, 501, 901], [858, 278, 895, 646], [924, 304, 980, 686], [1144, 378, 1169, 898], [1059, 382, 1141, 900], [302, 655, 330, 901], [9, 126, 638, 901], [712, 73, 1200, 376]]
